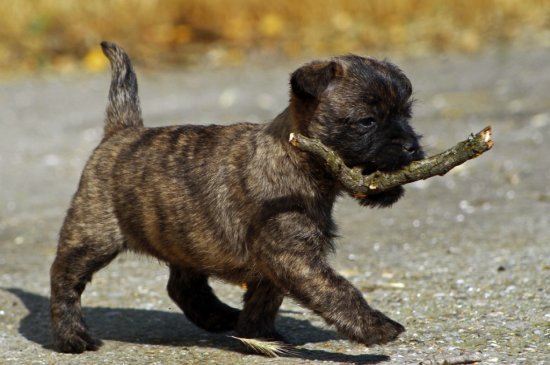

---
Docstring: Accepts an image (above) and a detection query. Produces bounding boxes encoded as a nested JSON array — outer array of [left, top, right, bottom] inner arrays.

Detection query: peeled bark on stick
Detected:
[[289, 127, 493, 197]]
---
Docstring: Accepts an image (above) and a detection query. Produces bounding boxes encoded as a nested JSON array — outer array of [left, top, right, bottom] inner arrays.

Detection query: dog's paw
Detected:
[[53, 327, 102, 353], [188, 306, 241, 333], [237, 326, 287, 342], [358, 310, 405, 346]]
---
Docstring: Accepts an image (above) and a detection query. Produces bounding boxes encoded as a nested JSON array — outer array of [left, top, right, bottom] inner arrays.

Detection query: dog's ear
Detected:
[[290, 61, 343, 100]]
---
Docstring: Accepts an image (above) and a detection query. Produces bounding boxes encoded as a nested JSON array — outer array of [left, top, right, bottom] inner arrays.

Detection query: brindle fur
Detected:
[[50, 42, 423, 353]]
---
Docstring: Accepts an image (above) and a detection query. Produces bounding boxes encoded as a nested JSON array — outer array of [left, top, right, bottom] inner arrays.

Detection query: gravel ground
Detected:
[[0, 46, 549, 365]]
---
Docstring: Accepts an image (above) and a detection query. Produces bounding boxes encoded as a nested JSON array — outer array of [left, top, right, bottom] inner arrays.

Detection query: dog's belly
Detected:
[[118, 201, 253, 279]]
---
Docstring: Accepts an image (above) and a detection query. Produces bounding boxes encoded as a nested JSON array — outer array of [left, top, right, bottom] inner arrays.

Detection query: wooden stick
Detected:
[[289, 127, 493, 196]]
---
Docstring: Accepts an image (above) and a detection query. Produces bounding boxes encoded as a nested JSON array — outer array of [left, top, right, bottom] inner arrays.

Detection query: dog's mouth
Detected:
[[359, 150, 424, 176], [360, 162, 379, 175]]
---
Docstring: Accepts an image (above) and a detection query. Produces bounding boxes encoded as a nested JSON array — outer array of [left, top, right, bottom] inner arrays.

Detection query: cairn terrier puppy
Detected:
[[50, 42, 423, 353]]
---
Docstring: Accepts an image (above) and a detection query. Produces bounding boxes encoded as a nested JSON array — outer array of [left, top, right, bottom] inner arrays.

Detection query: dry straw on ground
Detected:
[[1, 0, 549, 73], [229, 336, 295, 358]]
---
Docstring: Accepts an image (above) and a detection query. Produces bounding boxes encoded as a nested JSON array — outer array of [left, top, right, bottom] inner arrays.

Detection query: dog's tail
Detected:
[[100, 41, 143, 138]]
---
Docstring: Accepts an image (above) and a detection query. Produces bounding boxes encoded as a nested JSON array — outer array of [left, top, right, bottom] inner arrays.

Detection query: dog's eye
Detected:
[[357, 117, 376, 128]]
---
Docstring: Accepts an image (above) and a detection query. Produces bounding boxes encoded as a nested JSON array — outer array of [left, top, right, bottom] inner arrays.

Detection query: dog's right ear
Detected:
[[290, 61, 343, 100]]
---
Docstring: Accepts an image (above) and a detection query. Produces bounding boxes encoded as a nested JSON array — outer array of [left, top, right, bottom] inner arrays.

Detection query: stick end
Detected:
[[289, 132, 299, 146], [480, 126, 494, 148]]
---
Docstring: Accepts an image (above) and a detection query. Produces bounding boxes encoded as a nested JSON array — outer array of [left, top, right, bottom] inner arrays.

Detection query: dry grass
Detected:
[[229, 336, 295, 357], [1, 0, 549, 73]]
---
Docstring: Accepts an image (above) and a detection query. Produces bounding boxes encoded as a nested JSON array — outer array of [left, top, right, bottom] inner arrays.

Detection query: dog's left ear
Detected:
[[290, 61, 343, 100]]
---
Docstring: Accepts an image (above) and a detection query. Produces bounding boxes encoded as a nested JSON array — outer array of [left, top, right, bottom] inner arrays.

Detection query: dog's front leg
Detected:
[[236, 279, 285, 341], [253, 212, 405, 346]]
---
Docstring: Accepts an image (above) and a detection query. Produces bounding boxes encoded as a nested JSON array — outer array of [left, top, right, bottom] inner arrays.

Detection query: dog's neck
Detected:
[[263, 107, 310, 164], [263, 107, 293, 140], [263, 107, 339, 195], [260, 107, 339, 232]]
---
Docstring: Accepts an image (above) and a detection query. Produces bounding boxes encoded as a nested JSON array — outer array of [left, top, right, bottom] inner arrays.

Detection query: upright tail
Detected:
[[100, 41, 143, 138]]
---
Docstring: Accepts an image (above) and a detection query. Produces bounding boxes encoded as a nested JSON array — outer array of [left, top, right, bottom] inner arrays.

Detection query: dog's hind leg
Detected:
[[167, 265, 240, 332], [50, 204, 124, 353]]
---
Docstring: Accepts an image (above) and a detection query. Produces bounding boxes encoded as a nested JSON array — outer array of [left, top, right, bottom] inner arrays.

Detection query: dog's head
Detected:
[[289, 55, 424, 207]]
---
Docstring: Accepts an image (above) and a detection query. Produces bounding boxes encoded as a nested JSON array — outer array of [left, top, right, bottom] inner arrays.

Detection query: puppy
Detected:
[[50, 42, 423, 353]]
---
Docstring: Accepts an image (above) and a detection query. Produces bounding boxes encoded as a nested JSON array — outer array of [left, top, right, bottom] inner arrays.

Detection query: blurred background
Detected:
[[1, 0, 549, 75]]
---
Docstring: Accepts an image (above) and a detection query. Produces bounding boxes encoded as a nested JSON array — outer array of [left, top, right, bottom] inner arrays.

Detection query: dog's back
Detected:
[[65, 43, 334, 277]]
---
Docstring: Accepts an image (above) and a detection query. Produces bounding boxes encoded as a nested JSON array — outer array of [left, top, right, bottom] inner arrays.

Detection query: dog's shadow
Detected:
[[4, 288, 390, 364]]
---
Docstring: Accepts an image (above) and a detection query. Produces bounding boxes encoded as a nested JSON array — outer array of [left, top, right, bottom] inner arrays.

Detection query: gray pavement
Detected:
[[0, 46, 549, 364]]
